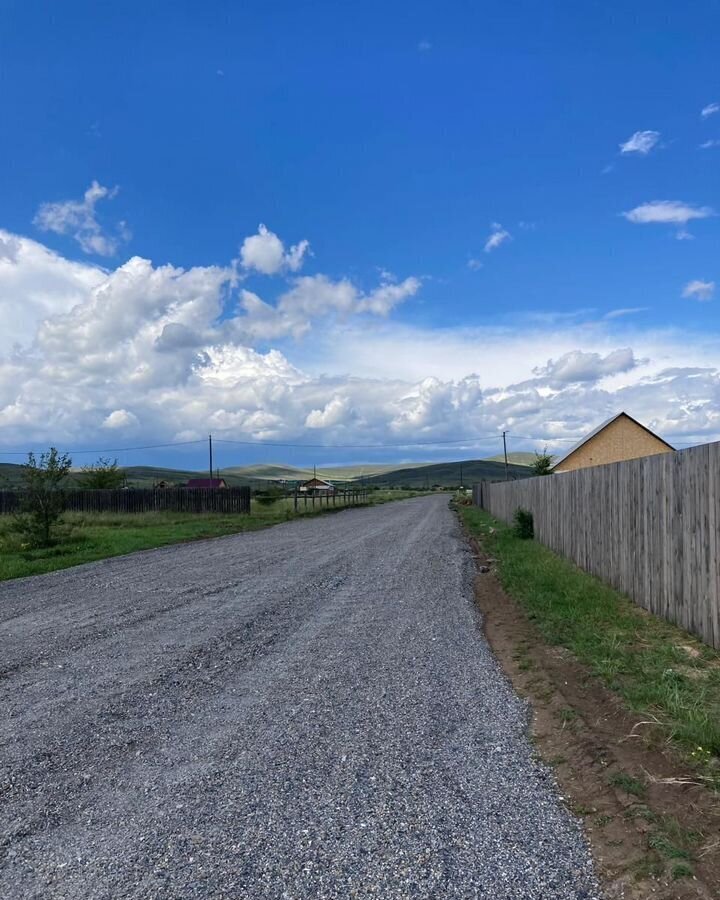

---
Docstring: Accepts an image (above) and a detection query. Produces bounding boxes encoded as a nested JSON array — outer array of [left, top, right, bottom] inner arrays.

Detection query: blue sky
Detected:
[[0, 1, 719, 469]]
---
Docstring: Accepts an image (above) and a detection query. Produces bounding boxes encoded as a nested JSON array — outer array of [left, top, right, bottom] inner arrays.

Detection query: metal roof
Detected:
[[186, 478, 226, 488]]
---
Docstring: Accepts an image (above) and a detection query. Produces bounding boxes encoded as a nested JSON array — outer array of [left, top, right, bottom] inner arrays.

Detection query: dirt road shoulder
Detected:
[[458, 505, 720, 900]]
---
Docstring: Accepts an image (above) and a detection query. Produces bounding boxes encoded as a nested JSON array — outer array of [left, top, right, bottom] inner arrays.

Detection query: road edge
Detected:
[[454, 504, 718, 900]]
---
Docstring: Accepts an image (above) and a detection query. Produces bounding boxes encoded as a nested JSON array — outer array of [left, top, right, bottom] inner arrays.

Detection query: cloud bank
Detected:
[[1, 227, 719, 456]]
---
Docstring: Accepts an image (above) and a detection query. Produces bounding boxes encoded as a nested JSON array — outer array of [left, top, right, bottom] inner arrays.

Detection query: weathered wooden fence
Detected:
[[0, 487, 251, 515], [292, 489, 369, 511], [473, 441, 720, 649]]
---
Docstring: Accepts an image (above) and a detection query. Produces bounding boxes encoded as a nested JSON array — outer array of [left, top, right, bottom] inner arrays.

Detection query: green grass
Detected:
[[625, 806, 701, 875], [484, 451, 535, 467], [460, 506, 720, 767], [0, 489, 423, 582], [609, 772, 647, 799], [672, 863, 694, 880]]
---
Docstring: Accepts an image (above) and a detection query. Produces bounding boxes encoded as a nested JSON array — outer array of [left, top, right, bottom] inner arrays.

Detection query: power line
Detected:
[[0, 439, 206, 457], [2, 430, 703, 457], [0, 433, 595, 457], [0, 434, 507, 456], [214, 435, 506, 450], [508, 433, 580, 442]]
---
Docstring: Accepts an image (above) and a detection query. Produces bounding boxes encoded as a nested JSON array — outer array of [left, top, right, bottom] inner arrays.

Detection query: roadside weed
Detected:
[[460, 506, 720, 769], [609, 772, 647, 799]]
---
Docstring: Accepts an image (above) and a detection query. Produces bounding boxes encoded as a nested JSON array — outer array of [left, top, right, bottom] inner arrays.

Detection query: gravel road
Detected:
[[1, 495, 601, 899]]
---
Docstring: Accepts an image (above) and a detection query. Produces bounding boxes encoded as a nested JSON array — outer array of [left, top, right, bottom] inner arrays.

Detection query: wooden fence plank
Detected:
[[0, 487, 251, 516], [475, 442, 720, 649]]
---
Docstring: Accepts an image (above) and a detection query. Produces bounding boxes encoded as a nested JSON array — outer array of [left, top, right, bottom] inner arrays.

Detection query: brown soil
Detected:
[[465, 530, 720, 900]]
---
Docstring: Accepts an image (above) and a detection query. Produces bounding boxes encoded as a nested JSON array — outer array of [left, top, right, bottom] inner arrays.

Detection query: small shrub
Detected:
[[13, 448, 72, 548], [254, 486, 286, 506], [0, 530, 31, 554], [80, 456, 125, 489], [530, 448, 555, 476], [513, 507, 534, 539]]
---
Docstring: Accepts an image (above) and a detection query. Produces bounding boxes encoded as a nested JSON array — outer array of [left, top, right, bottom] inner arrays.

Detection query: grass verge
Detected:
[[459, 505, 720, 772], [0, 489, 426, 582]]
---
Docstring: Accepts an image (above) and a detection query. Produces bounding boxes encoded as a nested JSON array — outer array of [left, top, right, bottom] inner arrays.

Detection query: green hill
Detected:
[[0, 463, 260, 489], [0, 462, 26, 487], [364, 458, 532, 488], [222, 463, 311, 481], [0, 455, 533, 492], [222, 462, 428, 483], [485, 451, 535, 467]]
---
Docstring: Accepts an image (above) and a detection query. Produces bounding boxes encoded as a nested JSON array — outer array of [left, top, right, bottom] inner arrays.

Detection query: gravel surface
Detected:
[[0, 495, 601, 899]]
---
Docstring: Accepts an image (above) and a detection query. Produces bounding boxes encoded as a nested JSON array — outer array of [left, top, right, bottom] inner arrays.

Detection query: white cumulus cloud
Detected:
[[701, 102, 719, 118], [682, 280, 715, 302], [532, 348, 639, 386], [0, 229, 106, 353], [622, 200, 715, 239], [34, 181, 130, 257], [233, 273, 420, 343], [103, 409, 140, 430], [240, 224, 310, 275], [305, 396, 353, 429], [619, 130, 660, 155]]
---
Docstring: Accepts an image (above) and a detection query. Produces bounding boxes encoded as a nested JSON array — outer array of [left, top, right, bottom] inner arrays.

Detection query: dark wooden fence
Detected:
[[473, 441, 720, 649], [292, 488, 368, 511], [0, 487, 251, 515]]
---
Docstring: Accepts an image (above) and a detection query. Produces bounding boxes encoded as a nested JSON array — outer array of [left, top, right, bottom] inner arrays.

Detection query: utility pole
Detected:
[[208, 433, 213, 484], [502, 431, 509, 481], [459, 462, 463, 489]]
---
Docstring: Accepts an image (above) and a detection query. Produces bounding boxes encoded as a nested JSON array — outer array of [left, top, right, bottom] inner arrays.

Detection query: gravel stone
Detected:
[[0, 495, 602, 898]]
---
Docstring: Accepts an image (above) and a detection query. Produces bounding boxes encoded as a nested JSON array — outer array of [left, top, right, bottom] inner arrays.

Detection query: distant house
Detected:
[[186, 478, 228, 489], [552, 412, 674, 474], [299, 477, 335, 494]]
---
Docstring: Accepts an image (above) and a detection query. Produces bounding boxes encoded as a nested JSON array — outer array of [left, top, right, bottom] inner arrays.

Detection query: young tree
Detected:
[[530, 448, 555, 476], [80, 456, 125, 489], [15, 448, 73, 547]]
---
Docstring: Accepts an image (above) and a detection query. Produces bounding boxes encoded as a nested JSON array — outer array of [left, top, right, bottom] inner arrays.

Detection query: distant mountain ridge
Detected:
[[221, 462, 425, 482], [361, 458, 531, 488], [0, 455, 532, 490]]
